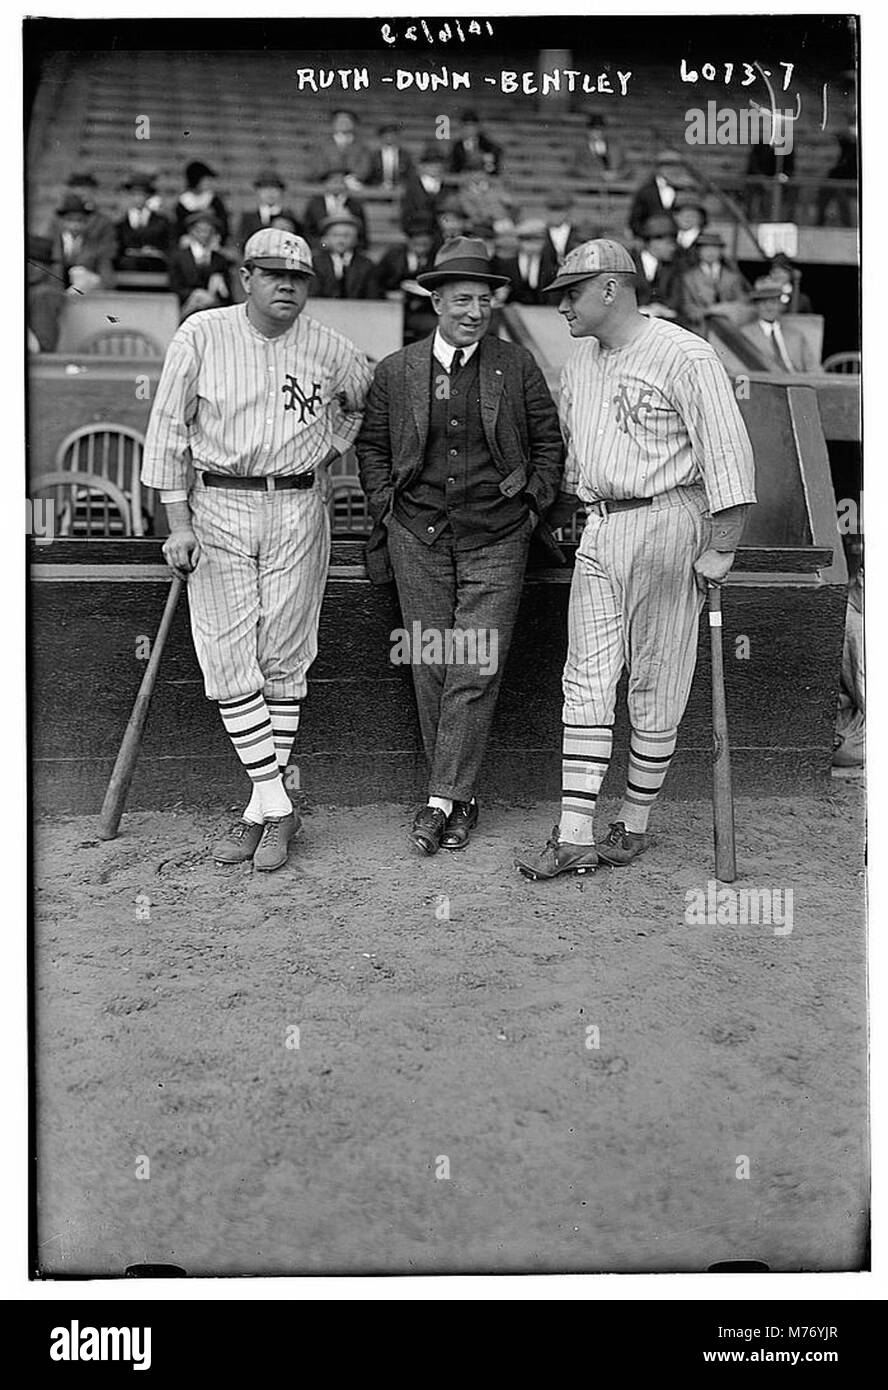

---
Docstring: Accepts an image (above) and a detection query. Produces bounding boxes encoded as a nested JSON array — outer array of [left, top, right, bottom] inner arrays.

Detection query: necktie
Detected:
[[450, 348, 464, 376], [771, 326, 792, 370]]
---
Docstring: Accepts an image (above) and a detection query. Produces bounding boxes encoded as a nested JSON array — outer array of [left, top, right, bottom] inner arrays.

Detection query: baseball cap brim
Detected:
[[543, 267, 636, 294], [249, 256, 314, 274]]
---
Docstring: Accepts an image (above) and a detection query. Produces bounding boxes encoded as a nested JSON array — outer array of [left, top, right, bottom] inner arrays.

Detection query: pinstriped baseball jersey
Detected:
[[559, 316, 756, 513], [142, 303, 373, 492]]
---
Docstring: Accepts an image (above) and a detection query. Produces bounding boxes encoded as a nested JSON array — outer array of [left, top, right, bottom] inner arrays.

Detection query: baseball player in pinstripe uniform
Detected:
[[516, 239, 756, 880], [143, 228, 372, 871]]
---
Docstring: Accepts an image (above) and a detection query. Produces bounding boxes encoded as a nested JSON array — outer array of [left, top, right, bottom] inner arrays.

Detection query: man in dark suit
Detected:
[[310, 212, 379, 299], [448, 109, 502, 176], [356, 237, 564, 856], [627, 152, 685, 239], [567, 113, 629, 183], [168, 209, 233, 316], [303, 169, 368, 249], [376, 215, 438, 341], [544, 193, 588, 264], [678, 230, 748, 334], [400, 146, 450, 230], [631, 213, 683, 319], [236, 170, 304, 250], [307, 108, 370, 187], [363, 122, 415, 189], [51, 192, 116, 291], [492, 218, 558, 305], [115, 173, 173, 272]]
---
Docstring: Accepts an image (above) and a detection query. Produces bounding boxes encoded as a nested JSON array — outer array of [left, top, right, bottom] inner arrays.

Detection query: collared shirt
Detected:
[[420, 174, 441, 195], [548, 222, 571, 258], [640, 249, 660, 283], [258, 203, 281, 225], [381, 146, 398, 185], [127, 207, 149, 230], [432, 330, 480, 372], [559, 315, 756, 514], [655, 174, 676, 210], [142, 303, 372, 493], [331, 251, 353, 280], [677, 227, 700, 250], [758, 318, 795, 370], [519, 253, 541, 290]]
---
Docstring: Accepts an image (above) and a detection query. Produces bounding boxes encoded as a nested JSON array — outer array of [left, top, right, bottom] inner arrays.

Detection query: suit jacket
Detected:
[[679, 263, 747, 332], [739, 320, 819, 373], [491, 248, 559, 305], [399, 172, 449, 230], [546, 224, 586, 264], [309, 249, 380, 300], [174, 193, 230, 245], [168, 246, 232, 305], [303, 195, 368, 249], [627, 176, 678, 238], [236, 207, 305, 250], [51, 216, 117, 289], [308, 136, 371, 182], [114, 211, 173, 268], [631, 248, 683, 315], [449, 133, 502, 176], [567, 134, 628, 182], [355, 333, 565, 584], [375, 243, 433, 293], [362, 146, 415, 187]]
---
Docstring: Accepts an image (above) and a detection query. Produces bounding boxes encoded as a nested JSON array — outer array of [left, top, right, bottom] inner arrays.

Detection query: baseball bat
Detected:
[[707, 581, 737, 883], [97, 575, 183, 841]]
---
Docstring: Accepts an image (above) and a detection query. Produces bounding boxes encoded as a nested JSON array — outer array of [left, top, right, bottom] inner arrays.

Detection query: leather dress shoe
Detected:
[[441, 799, 479, 850], [253, 812, 300, 872], [213, 818, 264, 864], [408, 805, 447, 855]]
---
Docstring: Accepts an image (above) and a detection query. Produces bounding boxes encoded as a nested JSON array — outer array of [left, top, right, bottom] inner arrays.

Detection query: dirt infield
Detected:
[[34, 782, 867, 1277]]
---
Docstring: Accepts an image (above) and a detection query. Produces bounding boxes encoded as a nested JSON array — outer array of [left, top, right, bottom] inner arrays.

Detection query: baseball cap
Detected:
[[543, 238, 637, 293], [244, 228, 314, 274]]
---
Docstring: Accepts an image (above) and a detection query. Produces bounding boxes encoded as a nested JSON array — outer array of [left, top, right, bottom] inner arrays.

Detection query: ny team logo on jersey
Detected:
[[282, 374, 323, 422], [613, 383, 656, 435]]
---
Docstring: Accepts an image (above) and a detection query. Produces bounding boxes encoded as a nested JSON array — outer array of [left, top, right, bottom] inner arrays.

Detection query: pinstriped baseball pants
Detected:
[[562, 486, 712, 731], [186, 479, 330, 703]]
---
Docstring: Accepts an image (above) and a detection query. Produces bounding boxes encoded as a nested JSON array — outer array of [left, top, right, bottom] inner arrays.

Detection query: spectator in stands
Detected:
[[401, 145, 450, 230], [739, 276, 820, 371], [744, 136, 796, 223], [168, 209, 233, 318], [174, 160, 230, 245], [308, 108, 369, 188], [678, 230, 748, 335], [363, 121, 415, 189], [769, 252, 813, 314], [236, 171, 303, 250], [627, 151, 685, 239], [270, 213, 301, 234], [376, 214, 438, 342], [544, 193, 586, 263], [448, 109, 502, 176], [492, 218, 557, 305], [435, 193, 468, 246], [631, 213, 682, 319], [567, 113, 629, 183], [115, 172, 173, 272], [51, 192, 116, 292], [673, 192, 709, 265], [48, 171, 117, 266], [310, 212, 379, 299], [817, 117, 857, 226], [27, 233, 65, 352], [460, 169, 516, 232], [304, 168, 368, 249]]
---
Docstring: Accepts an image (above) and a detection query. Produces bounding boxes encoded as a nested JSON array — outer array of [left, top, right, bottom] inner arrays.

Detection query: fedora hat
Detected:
[[184, 207, 221, 231], [254, 169, 286, 190], [416, 236, 510, 290], [320, 211, 362, 234], [749, 275, 789, 302], [56, 192, 90, 217]]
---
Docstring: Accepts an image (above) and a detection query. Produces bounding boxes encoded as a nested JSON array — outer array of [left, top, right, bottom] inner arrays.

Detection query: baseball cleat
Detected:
[[213, 818, 264, 864], [253, 812, 300, 872], [515, 825, 598, 880], [441, 798, 479, 851], [408, 805, 448, 855], [595, 821, 649, 866]]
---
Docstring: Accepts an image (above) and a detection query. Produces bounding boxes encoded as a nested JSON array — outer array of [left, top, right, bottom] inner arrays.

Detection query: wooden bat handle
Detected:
[[97, 576, 183, 841], [708, 581, 737, 883]]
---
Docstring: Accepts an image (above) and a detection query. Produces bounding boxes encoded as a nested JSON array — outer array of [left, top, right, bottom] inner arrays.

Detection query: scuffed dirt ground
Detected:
[[33, 783, 867, 1276]]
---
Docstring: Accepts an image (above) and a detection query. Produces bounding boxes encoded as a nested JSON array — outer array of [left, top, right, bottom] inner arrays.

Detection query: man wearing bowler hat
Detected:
[[115, 171, 173, 272], [142, 228, 372, 871], [236, 170, 304, 252], [679, 229, 749, 334], [356, 237, 564, 855], [168, 208, 233, 317]]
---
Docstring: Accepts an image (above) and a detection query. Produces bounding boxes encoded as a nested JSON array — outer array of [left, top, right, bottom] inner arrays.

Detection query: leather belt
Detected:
[[586, 497, 653, 517], [201, 471, 315, 492]]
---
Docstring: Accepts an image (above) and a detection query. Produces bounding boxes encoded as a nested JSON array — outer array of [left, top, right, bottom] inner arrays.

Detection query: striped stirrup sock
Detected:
[[266, 698, 301, 772], [560, 723, 614, 844], [618, 727, 678, 833], [218, 693, 291, 823]]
